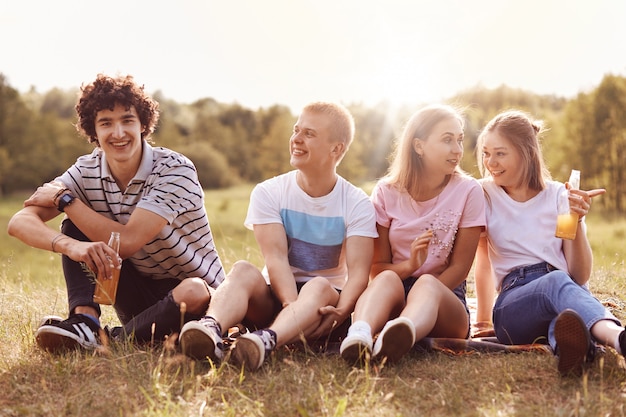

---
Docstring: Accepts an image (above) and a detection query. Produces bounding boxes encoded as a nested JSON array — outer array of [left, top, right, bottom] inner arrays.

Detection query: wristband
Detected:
[[52, 187, 70, 206], [57, 193, 76, 212]]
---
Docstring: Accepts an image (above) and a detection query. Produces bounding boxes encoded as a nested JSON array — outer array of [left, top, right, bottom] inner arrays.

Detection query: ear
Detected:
[[412, 138, 424, 157], [331, 142, 345, 156]]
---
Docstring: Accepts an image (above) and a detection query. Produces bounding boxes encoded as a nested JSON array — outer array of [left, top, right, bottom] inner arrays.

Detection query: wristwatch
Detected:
[[57, 193, 76, 212]]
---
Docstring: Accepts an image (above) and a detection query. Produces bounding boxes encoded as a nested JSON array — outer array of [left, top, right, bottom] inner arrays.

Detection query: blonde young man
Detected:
[[180, 102, 377, 371]]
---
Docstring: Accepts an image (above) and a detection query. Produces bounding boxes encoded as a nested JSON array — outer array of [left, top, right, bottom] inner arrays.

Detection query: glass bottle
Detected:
[[93, 232, 121, 305], [555, 170, 580, 240]]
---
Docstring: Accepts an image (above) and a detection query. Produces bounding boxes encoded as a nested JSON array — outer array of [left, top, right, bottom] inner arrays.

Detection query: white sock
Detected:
[[349, 320, 372, 336], [615, 332, 623, 355]]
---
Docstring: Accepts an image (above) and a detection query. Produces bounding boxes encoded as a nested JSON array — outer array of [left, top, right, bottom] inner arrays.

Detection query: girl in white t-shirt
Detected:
[[340, 104, 486, 365], [475, 110, 624, 376]]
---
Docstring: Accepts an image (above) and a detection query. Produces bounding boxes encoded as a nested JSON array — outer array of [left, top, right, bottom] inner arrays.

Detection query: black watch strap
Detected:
[[57, 193, 76, 212]]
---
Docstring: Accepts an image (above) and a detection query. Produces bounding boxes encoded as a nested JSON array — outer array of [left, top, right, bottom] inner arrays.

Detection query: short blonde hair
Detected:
[[302, 102, 355, 155]]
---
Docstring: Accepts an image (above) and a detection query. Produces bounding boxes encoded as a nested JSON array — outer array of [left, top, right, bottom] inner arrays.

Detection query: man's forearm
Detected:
[[7, 208, 66, 252], [335, 273, 368, 317], [267, 264, 298, 307]]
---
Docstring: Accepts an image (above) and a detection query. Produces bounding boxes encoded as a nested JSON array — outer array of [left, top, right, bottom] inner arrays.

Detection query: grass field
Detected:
[[1, 185, 626, 417]]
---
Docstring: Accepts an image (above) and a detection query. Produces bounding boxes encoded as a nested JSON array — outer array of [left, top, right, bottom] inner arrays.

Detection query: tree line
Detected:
[[1, 73, 625, 212]]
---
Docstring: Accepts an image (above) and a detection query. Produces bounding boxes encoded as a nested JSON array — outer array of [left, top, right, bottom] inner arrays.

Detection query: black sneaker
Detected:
[[35, 314, 101, 353], [554, 309, 591, 376], [38, 315, 64, 327]]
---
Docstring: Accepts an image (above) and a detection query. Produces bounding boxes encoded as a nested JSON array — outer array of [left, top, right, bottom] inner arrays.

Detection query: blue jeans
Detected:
[[61, 219, 204, 342], [493, 262, 620, 352]]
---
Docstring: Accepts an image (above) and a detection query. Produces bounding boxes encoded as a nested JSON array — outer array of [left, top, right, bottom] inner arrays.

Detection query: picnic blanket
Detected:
[[291, 336, 552, 356], [413, 297, 551, 355]]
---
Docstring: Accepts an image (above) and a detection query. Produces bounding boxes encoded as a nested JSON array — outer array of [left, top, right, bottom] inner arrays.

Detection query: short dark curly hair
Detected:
[[75, 74, 160, 146]]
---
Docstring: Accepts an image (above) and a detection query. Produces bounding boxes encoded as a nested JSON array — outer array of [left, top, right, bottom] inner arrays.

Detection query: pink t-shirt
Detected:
[[372, 173, 486, 277]]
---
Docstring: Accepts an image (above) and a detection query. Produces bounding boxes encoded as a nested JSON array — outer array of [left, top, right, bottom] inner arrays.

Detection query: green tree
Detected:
[[0, 74, 35, 194], [177, 141, 237, 189], [217, 104, 263, 181], [348, 103, 397, 183], [591, 74, 626, 211], [151, 91, 190, 149], [257, 105, 294, 180], [40, 87, 78, 119]]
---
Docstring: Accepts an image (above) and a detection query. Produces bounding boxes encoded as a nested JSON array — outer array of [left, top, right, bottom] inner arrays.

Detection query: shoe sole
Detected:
[[36, 331, 81, 352], [374, 320, 415, 363], [231, 335, 265, 371], [35, 325, 99, 353], [180, 323, 222, 362], [554, 310, 590, 376], [340, 339, 371, 366]]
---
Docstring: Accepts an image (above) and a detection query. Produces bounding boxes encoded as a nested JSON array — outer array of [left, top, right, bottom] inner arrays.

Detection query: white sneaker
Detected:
[[340, 327, 373, 365], [372, 317, 416, 363], [180, 316, 224, 362]]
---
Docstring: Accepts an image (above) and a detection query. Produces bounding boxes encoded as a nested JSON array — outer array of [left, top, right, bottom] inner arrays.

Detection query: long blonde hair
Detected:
[[476, 110, 551, 191], [385, 104, 465, 198]]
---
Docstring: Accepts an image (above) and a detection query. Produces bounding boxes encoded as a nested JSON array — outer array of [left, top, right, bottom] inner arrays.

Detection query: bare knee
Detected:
[[229, 260, 262, 281], [370, 270, 403, 291], [172, 278, 211, 315], [298, 277, 338, 304], [412, 274, 441, 290], [222, 260, 265, 288], [407, 274, 452, 305], [302, 276, 333, 294]]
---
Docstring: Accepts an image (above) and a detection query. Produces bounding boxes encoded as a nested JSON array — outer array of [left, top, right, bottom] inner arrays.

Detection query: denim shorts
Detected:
[[403, 276, 469, 313]]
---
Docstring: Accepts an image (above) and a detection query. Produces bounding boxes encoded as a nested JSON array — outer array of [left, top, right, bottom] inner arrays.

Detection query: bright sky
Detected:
[[1, 0, 625, 112]]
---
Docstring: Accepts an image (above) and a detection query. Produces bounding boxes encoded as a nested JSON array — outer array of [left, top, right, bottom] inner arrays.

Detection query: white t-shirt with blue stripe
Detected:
[[245, 170, 378, 289]]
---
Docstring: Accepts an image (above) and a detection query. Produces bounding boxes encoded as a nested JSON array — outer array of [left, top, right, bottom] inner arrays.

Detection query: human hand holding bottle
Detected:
[[556, 169, 605, 239], [93, 232, 122, 305]]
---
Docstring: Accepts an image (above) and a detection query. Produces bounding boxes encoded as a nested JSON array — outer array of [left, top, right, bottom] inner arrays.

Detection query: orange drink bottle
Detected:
[[555, 170, 580, 240], [93, 231, 121, 305]]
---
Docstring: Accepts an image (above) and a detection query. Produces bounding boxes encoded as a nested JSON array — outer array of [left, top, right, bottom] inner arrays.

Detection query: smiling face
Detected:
[[414, 116, 464, 176], [289, 109, 342, 173], [94, 103, 144, 171], [480, 130, 524, 190]]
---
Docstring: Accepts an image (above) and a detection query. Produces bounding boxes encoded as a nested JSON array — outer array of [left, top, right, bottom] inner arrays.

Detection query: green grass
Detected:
[[1, 186, 626, 416]]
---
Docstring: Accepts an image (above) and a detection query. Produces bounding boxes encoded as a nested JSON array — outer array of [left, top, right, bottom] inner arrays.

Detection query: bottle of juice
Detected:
[[93, 232, 121, 305], [555, 170, 580, 240]]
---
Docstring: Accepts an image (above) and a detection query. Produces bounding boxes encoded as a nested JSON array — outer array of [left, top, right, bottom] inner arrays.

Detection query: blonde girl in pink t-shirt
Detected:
[[340, 104, 486, 365]]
